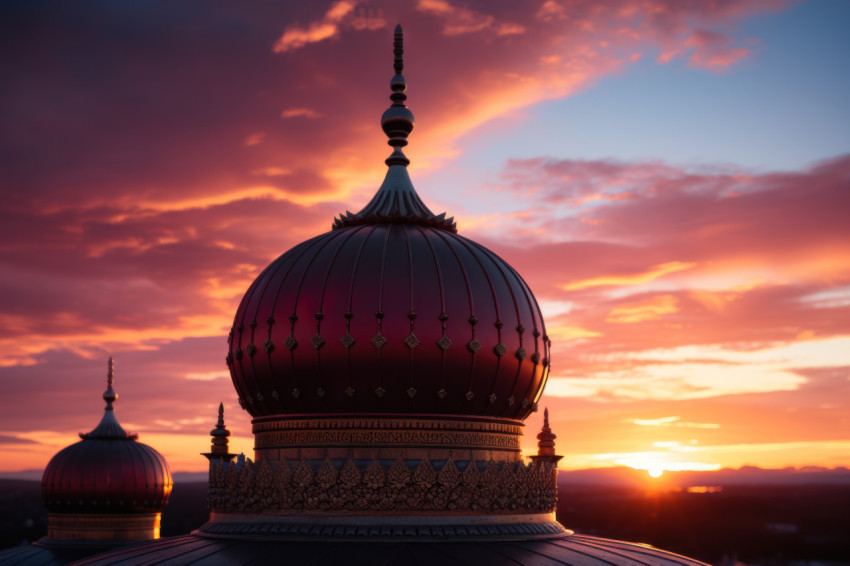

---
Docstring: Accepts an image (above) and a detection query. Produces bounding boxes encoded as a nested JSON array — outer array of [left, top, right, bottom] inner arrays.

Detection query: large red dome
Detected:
[[227, 26, 550, 423], [227, 221, 550, 420]]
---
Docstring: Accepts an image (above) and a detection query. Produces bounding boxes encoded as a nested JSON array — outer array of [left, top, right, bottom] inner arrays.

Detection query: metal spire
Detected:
[[382, 24, 414, 167], [331, 25, 457, 232], [104, 356, 117, 411], [531, 407, 563, 464], [203, 402, 236, 464], [81, 356, 132, 440]]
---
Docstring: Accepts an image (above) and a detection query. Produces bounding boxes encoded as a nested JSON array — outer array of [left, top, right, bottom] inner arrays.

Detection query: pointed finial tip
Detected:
[[395, 23, 402, 33], [103, 356, 117, 409]]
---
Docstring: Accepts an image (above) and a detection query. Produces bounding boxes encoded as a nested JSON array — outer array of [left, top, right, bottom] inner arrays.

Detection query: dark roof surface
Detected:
[[0, 542, 114, 566], [70, 532, 708, 566]]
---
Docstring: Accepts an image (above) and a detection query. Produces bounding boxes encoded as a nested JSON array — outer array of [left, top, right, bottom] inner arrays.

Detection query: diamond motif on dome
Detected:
[[531, 352, 541, 364], [542, 357, 550, 367], [271, 390, 279, 400], [466, 338, 481, 353], [344, 386, 355, 397], [316, 387, 326, 398], [374, 386, 386, 398], [311, 334, 325, 349], [246, 343, 257, 356], [404, 333, 420, 350], [507, 396, 515, 406], [436, 388, 447, 398], [516, 347, 527, 361], [263, 339, 275, 354], [371, 333, 387, 349], [340, 333, 355, 348], [488, 393, 497, 403], [465, 390, 474, 400], [291, 388, 301, 399], [493, 343, 507, 357], [437, 335, 452, 351], [225, 354, 233, 365], [406, 387, 417, 398], [256, 392, 263, 401], [521, 398, 529, 408], [285, 336, 297, 351], [234, 348, 243, 360]]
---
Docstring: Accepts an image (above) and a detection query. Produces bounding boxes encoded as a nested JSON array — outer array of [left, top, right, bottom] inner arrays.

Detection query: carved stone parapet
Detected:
[[208, 457, 558, 515]]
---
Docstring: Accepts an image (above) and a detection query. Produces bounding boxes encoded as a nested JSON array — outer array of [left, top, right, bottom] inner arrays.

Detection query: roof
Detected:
[[69, 532, 709, 566]]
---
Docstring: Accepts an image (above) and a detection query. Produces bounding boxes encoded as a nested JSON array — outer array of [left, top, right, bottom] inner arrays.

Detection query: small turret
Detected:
[[202, 402, 237, 468], [530, 407, 563, 464]]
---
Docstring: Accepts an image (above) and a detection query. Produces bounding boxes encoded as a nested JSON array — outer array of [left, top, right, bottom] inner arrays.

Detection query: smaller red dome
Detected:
[[41, 358, 172, 514]]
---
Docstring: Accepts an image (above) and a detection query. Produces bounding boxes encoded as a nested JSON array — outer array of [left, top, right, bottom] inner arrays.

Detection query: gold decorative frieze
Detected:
[[208, 457, 558, 515], [252, 416, 523, 452]]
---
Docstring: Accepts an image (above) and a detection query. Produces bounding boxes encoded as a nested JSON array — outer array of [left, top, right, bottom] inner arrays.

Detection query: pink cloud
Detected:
[[684, 29, 755, 69]]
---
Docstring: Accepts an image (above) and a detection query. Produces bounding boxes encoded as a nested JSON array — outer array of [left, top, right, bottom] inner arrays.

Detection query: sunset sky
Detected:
[[1, 0, 848, 476]]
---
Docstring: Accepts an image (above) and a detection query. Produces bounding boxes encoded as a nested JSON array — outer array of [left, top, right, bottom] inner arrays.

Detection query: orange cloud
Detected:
[[243, 132, 266, 146], [563, 262, 696, 291], [280, 107, 323, 119], [606, 295, 679, 323], [273, 1, 385, 53], [416, 0, 525, 36]]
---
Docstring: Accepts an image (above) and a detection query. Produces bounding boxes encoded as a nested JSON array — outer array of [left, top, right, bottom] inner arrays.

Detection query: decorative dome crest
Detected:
[[80, 356, 137, 440], [332, 25, 456, 233]]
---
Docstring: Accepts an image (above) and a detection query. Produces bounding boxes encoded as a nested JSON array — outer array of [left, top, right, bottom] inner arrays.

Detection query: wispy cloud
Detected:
[[273, 1, 386, 53]]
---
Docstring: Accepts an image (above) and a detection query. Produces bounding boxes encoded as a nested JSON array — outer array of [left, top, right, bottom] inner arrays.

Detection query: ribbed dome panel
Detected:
[[227, 224, 550, 420], [41, 438, 172, 514]]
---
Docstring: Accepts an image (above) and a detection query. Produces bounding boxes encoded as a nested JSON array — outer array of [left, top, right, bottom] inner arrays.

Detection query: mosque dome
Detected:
[[227, 35, 550, 423], [40, 358, 172, 539]]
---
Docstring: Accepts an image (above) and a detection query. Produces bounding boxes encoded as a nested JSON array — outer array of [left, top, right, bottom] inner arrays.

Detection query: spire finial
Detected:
[[393, 24, 404, 76], [381, 24, 415, 167], [216, 402, 225, 428], [103, 356, 117, 410], [204, 402, 236, 463], [81, 356, 130, 439], [531, 406, 563, 464], [330, 26, 457, 233]]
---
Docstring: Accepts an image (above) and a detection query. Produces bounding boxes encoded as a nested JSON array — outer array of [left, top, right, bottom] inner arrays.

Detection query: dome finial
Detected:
[[393, 23, 404, 75], [216, 402, 226, 428], [81, 356, 131, 439], [103, 356, 117, 411], [330, 26, 456, 232], [531, 407, 563, 464], [203, 402, 236, 464], [381, 24, 414, 167]]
